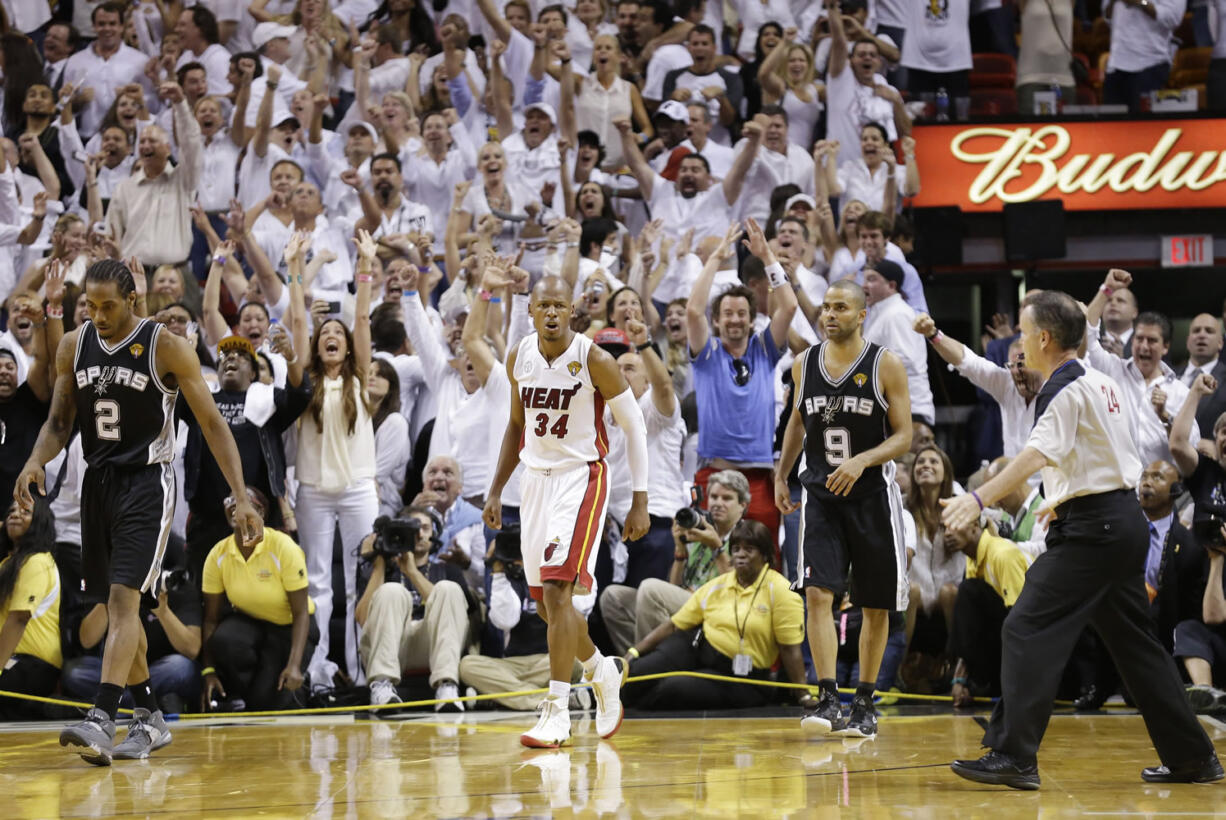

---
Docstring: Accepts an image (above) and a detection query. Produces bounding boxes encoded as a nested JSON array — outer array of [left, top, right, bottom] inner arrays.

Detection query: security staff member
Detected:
[[941, 290, 1221, 790]]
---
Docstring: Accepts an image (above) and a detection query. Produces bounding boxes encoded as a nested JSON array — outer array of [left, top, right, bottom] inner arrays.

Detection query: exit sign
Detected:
[[1161, 234, 1214, 268]]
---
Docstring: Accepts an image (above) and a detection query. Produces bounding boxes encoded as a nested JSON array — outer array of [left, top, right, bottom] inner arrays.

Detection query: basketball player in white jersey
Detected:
[[485, 274, 651, 749]]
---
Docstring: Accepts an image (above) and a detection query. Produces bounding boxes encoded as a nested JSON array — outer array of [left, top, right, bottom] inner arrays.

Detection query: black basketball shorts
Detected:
[[80, 462, 175, 599], [797, 483, 909, 611]]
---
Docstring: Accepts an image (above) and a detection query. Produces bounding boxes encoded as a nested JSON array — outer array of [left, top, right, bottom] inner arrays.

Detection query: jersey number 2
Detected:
[[534, 413, 569, 439], [824, 427, 850, 466], [95, 399, 121, 441]]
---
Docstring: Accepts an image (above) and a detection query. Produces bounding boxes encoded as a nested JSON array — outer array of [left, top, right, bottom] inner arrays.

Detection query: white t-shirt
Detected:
[[642, 44, 693, 102], [901, 0, 974, 73], [641, 386, 687, 518], [647, 173, 733, 244], [825, 69, 900, 167]]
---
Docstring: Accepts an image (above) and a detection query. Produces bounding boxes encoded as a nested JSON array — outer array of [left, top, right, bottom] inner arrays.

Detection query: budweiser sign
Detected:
[[910, 119, 1226, 212]]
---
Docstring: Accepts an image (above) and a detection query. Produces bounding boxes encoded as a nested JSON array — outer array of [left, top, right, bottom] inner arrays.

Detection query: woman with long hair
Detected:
[[758, 34, 824, 150], [85, 86, 151, 157], [830, 121, 920, 214], [362, 0, 439, 53], [367, 358, 410, 518], [0, 498, 61, 718], [822, 198, 868, 284], [904, 446, 965, 660], [289, 230, 379, 686], [568, 34, 651, 171], [740, 21, 784, 120], [1, 32, 45, 138], [14, 213, 90, 298], [456, 142, 540, 256]]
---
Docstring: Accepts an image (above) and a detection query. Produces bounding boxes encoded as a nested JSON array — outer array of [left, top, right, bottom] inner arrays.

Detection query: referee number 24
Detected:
[[1100, 385, 1121, 415], [534, 413, 570, 438]]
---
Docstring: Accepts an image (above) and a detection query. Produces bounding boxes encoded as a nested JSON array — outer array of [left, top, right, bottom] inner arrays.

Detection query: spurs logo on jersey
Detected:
[[73, 319, 177, 468], [514, 332, 608, 471], [797, 341, 891, 500]]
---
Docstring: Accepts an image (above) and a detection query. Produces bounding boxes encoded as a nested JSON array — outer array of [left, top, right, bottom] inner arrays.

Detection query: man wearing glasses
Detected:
[[685, 220, 798, 550], [912, 306, 1043, 461]]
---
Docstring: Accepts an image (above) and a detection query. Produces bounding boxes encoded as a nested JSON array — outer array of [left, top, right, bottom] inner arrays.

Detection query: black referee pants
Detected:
[[984, 490, 1214, 767]]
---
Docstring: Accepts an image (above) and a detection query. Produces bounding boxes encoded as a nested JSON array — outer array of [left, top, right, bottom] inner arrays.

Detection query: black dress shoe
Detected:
[[1073, 685, 1107, 711], [1141, 754, 1224, 784], [951, 750, 1040, 790]]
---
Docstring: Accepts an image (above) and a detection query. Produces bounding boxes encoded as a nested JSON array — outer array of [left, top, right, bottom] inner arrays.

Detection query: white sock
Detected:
[[549, 680, 571, 701], [580, 650, 604, 678]]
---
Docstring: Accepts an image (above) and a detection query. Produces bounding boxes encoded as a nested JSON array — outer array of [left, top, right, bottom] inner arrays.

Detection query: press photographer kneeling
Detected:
[[356, 508, 479, 709]]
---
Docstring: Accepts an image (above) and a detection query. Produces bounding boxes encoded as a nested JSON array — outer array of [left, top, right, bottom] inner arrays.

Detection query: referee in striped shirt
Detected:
[[941, 290, 1221, 790]]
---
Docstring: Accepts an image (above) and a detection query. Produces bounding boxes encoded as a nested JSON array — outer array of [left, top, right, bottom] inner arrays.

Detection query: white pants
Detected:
[[296, 481, 379, 684]]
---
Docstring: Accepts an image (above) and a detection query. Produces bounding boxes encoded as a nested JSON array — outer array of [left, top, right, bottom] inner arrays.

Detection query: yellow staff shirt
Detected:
[[671, 566, 804, 669], [965, 530, 1031, 608], [0, 552, 61, 668], [202, 530, 315, 626]]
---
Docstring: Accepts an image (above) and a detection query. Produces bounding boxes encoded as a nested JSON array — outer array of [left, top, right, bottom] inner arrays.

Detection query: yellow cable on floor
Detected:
[[0, 671, 1137, 719]]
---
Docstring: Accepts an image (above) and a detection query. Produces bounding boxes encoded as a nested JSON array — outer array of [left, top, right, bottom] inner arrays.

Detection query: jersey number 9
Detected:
[[824, 427, 850, 466]]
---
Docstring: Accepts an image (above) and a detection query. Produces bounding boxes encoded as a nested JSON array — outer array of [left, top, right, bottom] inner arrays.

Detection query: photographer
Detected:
[[356, 506, 479, 710], [1170, 375, 1226, 710], [200, 489, 316, 712], [600, 470, 746, 655], [459, 527, 596, 711]]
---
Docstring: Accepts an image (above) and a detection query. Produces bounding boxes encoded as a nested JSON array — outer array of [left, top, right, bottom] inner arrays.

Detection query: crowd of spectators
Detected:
[[0, 0, 1223, 721]]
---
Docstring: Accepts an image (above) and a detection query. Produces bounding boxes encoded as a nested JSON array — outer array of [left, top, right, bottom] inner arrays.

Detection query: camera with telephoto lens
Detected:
[[159, 568, 189, 593], [674, 484, 710, 530], [371, 515, 422, 558], [490, 525, 525, 581]]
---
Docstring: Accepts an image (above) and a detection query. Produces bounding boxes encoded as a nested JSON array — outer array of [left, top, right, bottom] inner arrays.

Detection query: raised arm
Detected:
[[464, 262, 502, 386], [1171, 373, 1212, 477], [743, 217, 796, 351], [17, 135, 60, 202], [476, 0, 513, 42], [901, 136, 920, 197], [624, 318, 675, 418], [722, 116, 766, 205], [230, 65, 253, 147], [253, 64, 282, 158], [164, 83, 202, 192], [200, 240, 235, 348], [827, 0, 849, 79], [758, 29, 794, 103], [613, 116, 654, 200], [352, 229, 376, 377], [686, 221, 741, 354]]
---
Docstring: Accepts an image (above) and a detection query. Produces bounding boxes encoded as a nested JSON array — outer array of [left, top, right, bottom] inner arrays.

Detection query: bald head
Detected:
[[828, 279, 866, 311], [531, 275, 571, 304], [1138, 460, 1180, 516], [1187, 312, 1224, 366]]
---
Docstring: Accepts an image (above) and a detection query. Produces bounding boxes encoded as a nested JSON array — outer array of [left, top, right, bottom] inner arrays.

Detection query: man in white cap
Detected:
[[307, 94, 378, 233], [644, 100, 691, 175], [500, 102, 563, 205], [252, 21, 307, 108]]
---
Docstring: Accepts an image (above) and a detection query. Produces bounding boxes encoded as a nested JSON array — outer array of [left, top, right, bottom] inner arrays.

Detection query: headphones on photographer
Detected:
[[1170, 479, 1185, 498]]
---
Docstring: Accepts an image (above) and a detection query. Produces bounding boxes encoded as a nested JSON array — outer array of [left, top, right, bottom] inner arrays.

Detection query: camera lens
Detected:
[[675, 507, 699, 530]]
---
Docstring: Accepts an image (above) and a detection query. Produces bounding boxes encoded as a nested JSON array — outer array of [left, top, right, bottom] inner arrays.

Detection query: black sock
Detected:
[[856, 681, 875, 700], [95, 683, 125, 720], [129, 678, 158, 713], [819, 678, 838, 699]]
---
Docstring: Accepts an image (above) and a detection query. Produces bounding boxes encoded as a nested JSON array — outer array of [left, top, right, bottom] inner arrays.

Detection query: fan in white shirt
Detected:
[[862, 259, 935, 425], [1086, 268, 1198, 468], [175, 7, 235, 95], [352, 154, 434, 260], [61, 4, 149, 139], [615, 113, 766, 243], [915, 313, 1043, 461], [731, 105, 815, 225], [677, 102, 734, 178]]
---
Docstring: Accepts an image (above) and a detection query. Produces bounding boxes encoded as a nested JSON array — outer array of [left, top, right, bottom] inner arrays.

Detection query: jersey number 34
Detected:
[[534, 413, 570, 439]]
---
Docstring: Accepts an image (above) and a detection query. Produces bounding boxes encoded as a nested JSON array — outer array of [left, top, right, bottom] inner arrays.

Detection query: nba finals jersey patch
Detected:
[[567, 361, 582, 377], [853, 373, 867, 387], [129, 343, 145, 358]]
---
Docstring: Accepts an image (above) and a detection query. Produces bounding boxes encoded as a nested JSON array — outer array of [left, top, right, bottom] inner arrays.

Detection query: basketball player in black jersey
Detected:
[[775, 279, 912, 738], [15, 259, 262, 766]]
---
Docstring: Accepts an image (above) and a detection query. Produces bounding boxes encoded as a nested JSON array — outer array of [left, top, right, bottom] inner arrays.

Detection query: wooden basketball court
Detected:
[[2, 708, 1222, 817]]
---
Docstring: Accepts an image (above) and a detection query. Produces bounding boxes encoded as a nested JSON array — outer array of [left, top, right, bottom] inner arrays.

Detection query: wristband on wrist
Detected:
[[404, 289, 419, 297], [928, 329, 943, 343], [565, 241, 579, 248], [636, 341, 652, 352], [201, 666, 217, 678], [971, 490, 984, 511], [479, 288, 493, 302], [490, 296, 501, 304], [764, 261, 787, 290], [418, 265, 431, 273], [627, 647, 640, 659], [1100, 284, 1112, 295], [356, 273, 373, 283], [213, 255, 226, 266], [45, 305, 63, 319], [952, 676, 967, 686]]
